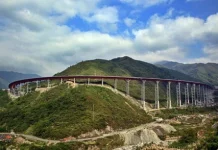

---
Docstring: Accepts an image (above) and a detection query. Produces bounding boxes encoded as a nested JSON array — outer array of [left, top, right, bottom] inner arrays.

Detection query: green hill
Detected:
[[55, 56, 200, 106], [56, 56, 199, 81], [156, 61, 218, 85], [0, 85, 151, 139]]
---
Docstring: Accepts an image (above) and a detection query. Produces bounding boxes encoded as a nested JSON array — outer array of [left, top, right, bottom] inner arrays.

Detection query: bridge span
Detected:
[[8, 76, 215, 109]]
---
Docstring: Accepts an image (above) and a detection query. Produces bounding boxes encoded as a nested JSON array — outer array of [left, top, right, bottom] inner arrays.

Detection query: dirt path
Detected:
[[0, 122, 162, 144]]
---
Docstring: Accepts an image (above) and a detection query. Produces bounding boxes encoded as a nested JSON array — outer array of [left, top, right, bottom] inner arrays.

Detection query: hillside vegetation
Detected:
[[0, 90, 10, 109], [156, 61, 218, 85], [55, 56, 200, 107], [0, 84, 151, 139]]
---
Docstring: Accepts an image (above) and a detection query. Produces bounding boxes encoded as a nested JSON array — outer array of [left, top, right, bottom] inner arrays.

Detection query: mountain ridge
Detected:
[[0, 71, 40, 89], [155, 60, 218, 85]]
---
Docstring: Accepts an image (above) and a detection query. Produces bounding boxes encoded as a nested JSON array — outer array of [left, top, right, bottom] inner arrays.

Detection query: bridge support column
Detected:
[[19, 84, 22, 96], [114, 79, 117, 91], [191, 84, 196, 106], [141, 80, 146, 110], [88, 78, 90, 85], [203, 86, 206, 106], [11, 88, 15, 95], [26, 82, 29, 93], [126, 80, 130, 96], [185, 83, 190, 106], [60, 78, 63, 84], [167, 81, 172, 109], [197, 84, 201, 106], [205, 87, 208, 107], [101, 78, 104, 86], [36, 81, 39, 88], [74, 78, 76, 87], [47, 79, 50, 88], [176, 82, 181, 107], [155, 81, 160, 109]]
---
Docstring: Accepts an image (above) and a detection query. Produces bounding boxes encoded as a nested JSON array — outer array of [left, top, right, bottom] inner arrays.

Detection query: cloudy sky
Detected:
[[0, 0, 218, 76]]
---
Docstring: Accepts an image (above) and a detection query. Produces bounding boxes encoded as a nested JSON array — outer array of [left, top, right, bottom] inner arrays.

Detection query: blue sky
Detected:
[[0, 0, 218, 76]]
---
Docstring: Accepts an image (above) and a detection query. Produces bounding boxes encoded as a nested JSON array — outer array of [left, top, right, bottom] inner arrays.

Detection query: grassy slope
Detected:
[[0, 84, 151, 139], [56, 56, 200, 107]]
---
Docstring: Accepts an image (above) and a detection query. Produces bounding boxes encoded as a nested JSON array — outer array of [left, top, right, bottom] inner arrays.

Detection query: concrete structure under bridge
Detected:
[[8, 76, 216, 110]]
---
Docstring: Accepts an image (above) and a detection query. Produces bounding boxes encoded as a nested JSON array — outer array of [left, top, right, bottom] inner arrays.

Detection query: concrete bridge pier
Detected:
[[88, 78, 90, 85], [114, 79, 117, 91], [185, 83, 190, 106], [60, 78, 63, 84], [126, 80, 130, 96], [176, 82, 181, 107], [47, 79, 51, 88], [197, 84, 201, 105], [101, 78, 104, 86], [205, 87, 209, 107], [74, 78, 76, 87], [155, 81, 160, 109], [191, 84, 196, 106], [19, 84, 22, 96], [141, 80, 146, 110], [26, 82, 29, 93], [36, 81, 39, 88], [167, 81, 172, 109], [11, 88, 15, 95], [203, 86, 206, 106]]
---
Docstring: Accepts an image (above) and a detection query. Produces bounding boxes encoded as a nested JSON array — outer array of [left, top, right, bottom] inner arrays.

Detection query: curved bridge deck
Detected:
[[8, 75, 216, 109]]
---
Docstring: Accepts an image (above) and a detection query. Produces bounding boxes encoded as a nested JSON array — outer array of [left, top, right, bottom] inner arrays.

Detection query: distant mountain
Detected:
[[0, 71, 40, 89], [56, 56, 199, 81], [156, 61, 218, 85]]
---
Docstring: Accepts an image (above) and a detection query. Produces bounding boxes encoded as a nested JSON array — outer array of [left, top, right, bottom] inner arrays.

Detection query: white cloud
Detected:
[[120, 0, 173, 7], [132, 12, 218, 63], [86, 6, 118, 24], [84, 6, 119, 32], [130, 47, 185, 63], [124, 18, 136, 27], [0, 0, 218, 76]]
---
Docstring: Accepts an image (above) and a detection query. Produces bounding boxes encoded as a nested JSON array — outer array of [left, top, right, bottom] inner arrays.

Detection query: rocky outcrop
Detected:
[[119, 123, 176, 147], [122, 128, 162, 146]]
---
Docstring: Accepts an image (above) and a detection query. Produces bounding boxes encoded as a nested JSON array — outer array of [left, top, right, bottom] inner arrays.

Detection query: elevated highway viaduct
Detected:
[[8, 76, 215, 110]]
